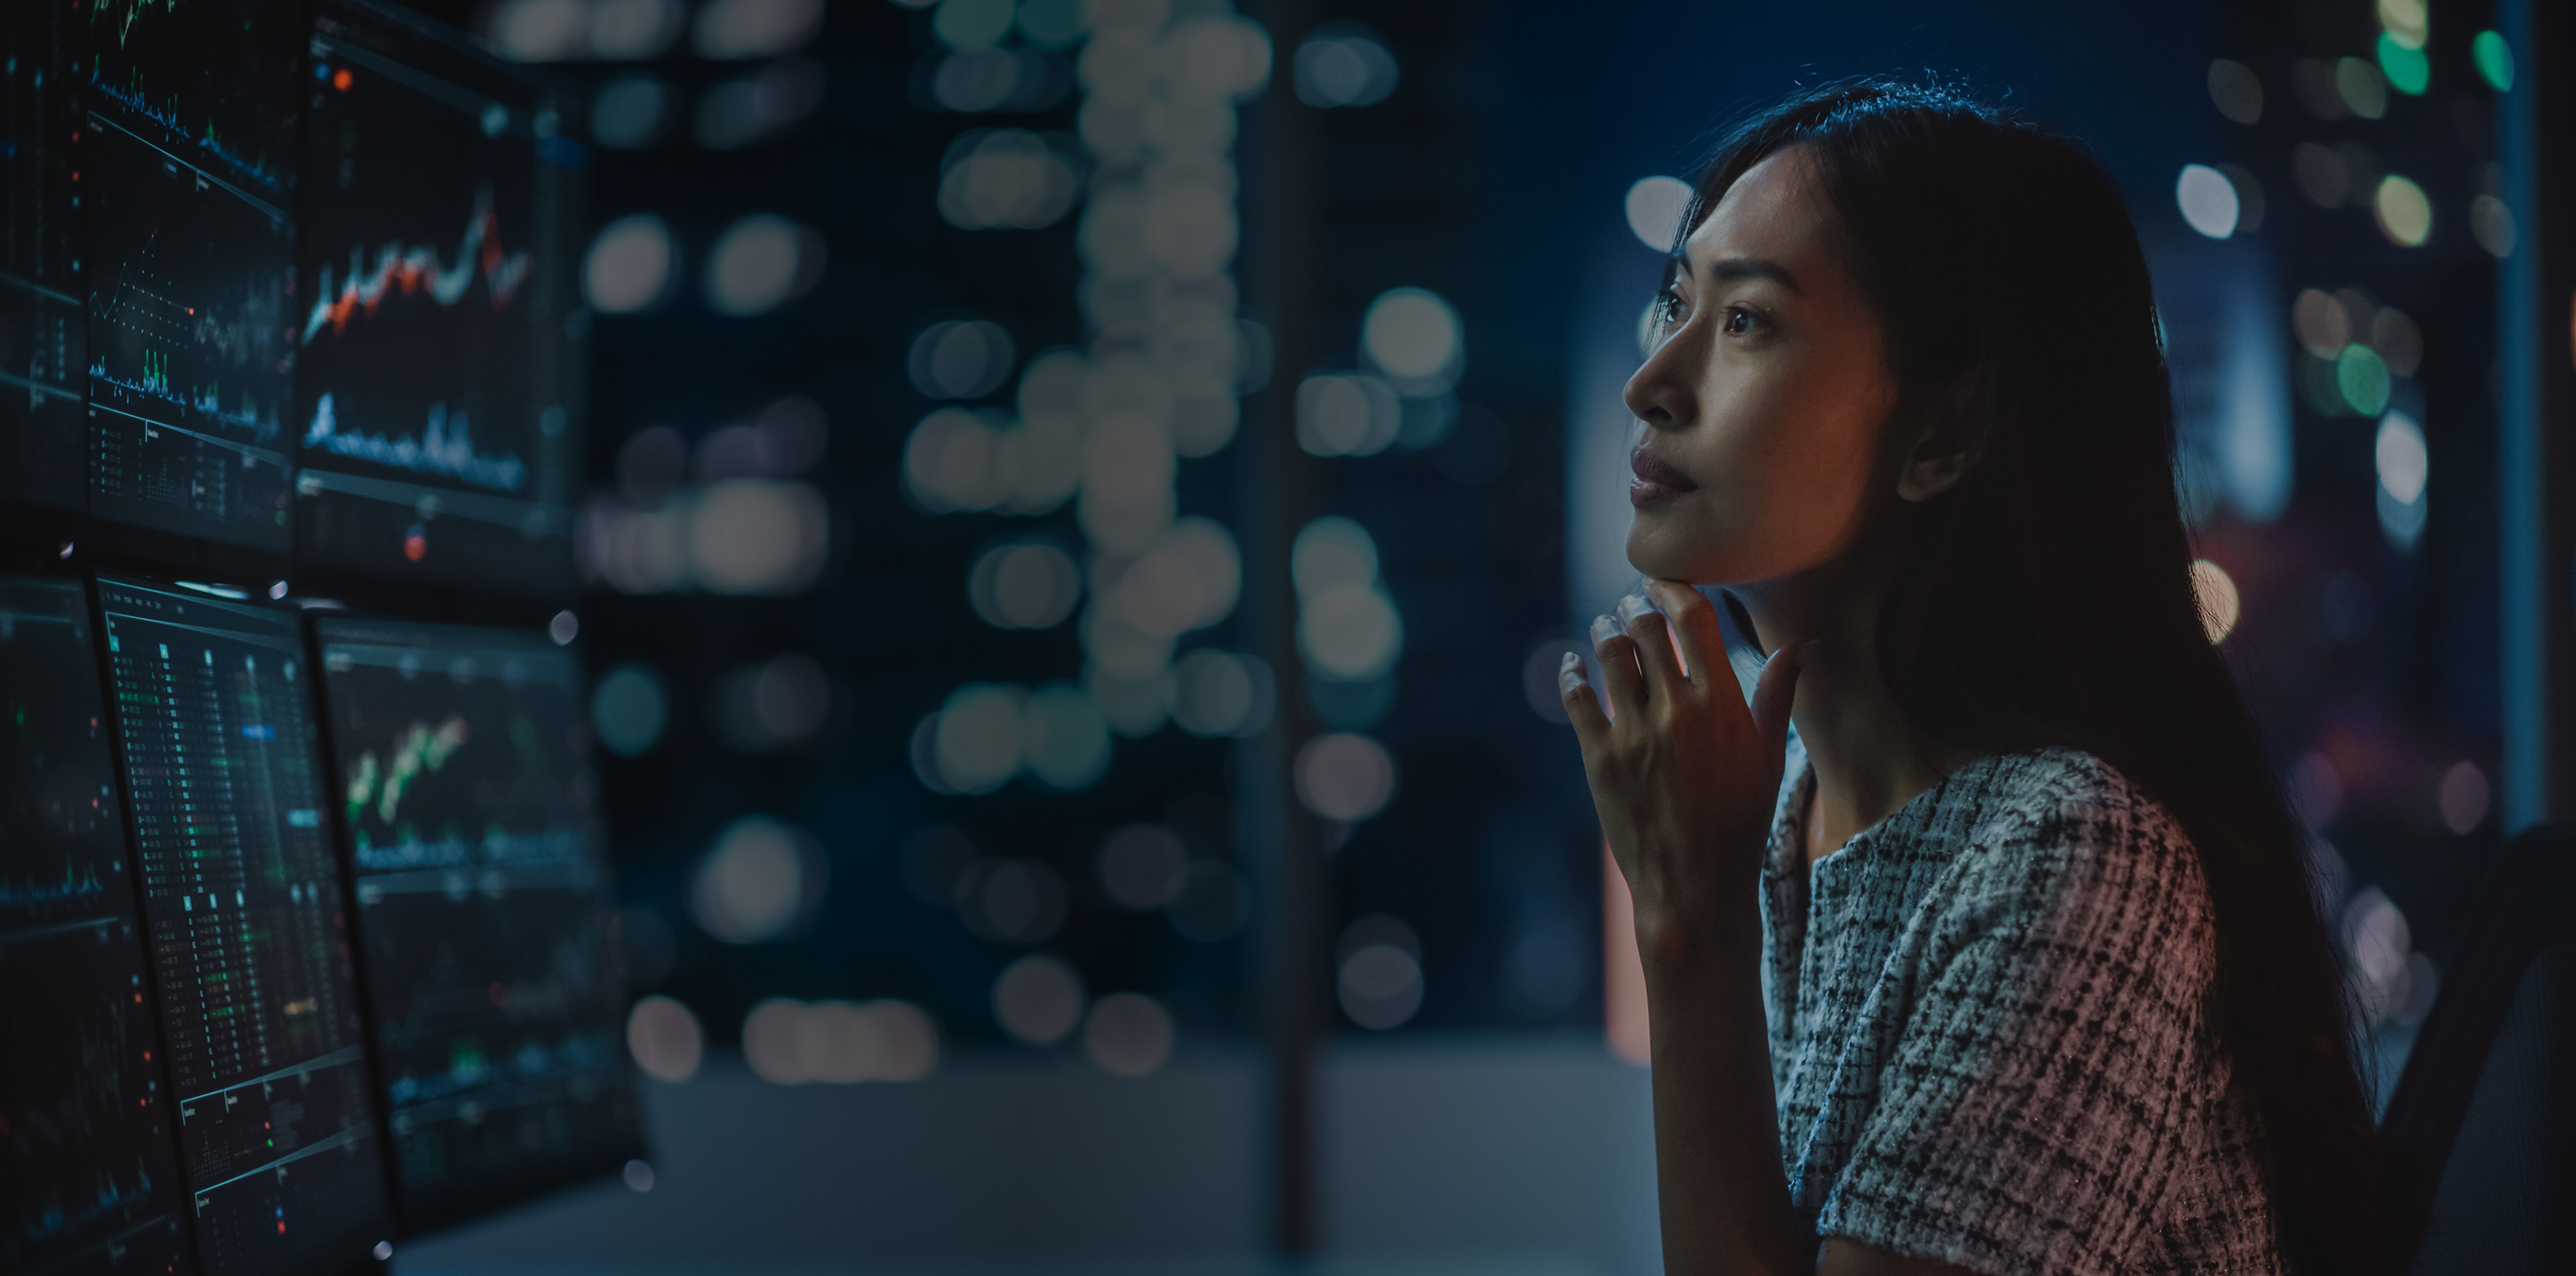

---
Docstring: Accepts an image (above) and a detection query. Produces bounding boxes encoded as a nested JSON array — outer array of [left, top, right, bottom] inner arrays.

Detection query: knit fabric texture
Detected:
[[1759, 737, 2284, 1275]]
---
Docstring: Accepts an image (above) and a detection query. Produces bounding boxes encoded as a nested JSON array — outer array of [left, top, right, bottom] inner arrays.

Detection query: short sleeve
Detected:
[[1814, 769, 2218, 1276]]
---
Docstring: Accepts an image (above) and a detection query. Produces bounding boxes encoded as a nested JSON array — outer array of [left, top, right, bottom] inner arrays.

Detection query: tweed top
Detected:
[[1758, 737, 2284, 1275]]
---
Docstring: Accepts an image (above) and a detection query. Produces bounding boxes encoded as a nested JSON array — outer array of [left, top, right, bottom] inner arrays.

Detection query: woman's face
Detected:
[[1622, 147, 1902, 587]]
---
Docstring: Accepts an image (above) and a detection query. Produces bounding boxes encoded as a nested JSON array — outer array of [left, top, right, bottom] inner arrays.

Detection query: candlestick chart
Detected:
[[318, 620, 640, 1233], [0, 577, 195, 1276], [292, 12, 580, 592]]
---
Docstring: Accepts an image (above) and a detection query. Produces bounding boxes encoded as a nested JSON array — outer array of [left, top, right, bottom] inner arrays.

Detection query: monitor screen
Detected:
[[94, 576, 391, 1276], [0, 6, 86, 511], [83, 1, 304, 551], [293, 0, 585, 597], [315, 619, 638, 1233], [0, 576, 194, 1276]]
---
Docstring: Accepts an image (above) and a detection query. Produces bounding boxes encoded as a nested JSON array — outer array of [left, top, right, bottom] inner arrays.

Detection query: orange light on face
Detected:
[[333, 68, 352, 91]]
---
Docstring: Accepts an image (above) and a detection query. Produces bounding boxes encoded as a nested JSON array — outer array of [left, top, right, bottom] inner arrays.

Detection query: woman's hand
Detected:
[[1560, 579, 1806, 966]]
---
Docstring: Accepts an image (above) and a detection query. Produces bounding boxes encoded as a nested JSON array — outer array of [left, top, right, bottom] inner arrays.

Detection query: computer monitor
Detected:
[[0, 6, 87, 512], [94, 575, 392, 1276], [314, 619, 640, 1233], [0, 576, 195, 1276], [293, 0, 586, 598], [83, 1, 304, 551]]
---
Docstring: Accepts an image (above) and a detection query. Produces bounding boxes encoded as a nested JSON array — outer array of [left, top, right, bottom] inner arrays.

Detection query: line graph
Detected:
[[89, 0, 181, 49], [0, 866, 107, 911], [344, 715, 470, 828], [88, 67, 283, 193], [302, 190, 534, 342], [304, 396, 528, 493], [88, 226, 288, 441]]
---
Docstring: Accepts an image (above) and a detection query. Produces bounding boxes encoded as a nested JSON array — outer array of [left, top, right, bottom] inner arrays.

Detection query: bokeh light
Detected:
[[592, 75, 673, 148], [931, 684, 1025, 793], [589, 0, 683, 58], [2473, 30, 2514, 93], [691, 0, 821, 59], [2175, 164, 2240, 239], [2207, 59, 2262, 124], [2376, 410, 2429, 551], [583, 214, 675, 314], [932, 0, 1014, 50], [956, 858, 1070, 944], [1336, 915, 1422, 1030], [1294, 731, 1397, 822], [939, 130, 1081, 230], [1360, 288, 1462, 390], [703, 215, 823, 315], [743, 997, 939, 1084], [2373, 174, 2432, 248], [2189, 559, 2241, 644], [970, 540, 1082, 630], [488, 0, 588, 60], [1623, 175, 1693, 250], [1297, 583, 1402, 680], [691, 57, 824, 148], [1170, 649, 1274, 738], [2470, 195, 2516, 258], [992, 953, 1086, 1044], [1083, 993, 1174, 1077], [2439, 760, 2491, 835], [625, 994, 703, 1083], [1338, 944, 1423, 1030], [2377, 0, 2428, 49], [689, 815, 824, 944], [590, 663, 669, 756], [1295, 372, 1401, 457], [910, 320, 1017, 401], [687, 478, 828, 594], [2334, 56, 2388, 119], [2376, 33, 2428, 96], [1292, 22, 1395, 108], [2337, 344, 2391, 417], [1020, 683, 1110, 790]]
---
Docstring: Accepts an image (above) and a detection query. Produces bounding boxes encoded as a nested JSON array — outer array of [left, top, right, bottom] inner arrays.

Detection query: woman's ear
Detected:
[[1894, 368, 1985, 503]]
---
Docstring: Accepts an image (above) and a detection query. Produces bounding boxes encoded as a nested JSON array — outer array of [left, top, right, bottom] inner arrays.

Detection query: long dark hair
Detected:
[[1682, 80, 2387, 1272]]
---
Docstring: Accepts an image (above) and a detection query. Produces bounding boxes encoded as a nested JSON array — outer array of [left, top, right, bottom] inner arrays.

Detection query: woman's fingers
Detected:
[[1560, 650, 1611, 742], [1590, 613, 1647, 722], [1618, 594, 1688, 697], [1645, 580, 1726, 685]]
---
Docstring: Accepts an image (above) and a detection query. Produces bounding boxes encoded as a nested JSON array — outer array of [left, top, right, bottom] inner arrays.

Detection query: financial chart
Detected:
[[95, 577, 392, 1276], [316, 619, 638, 1232], [0, 578, 194, 1276], [84, 0, 303, 550], [294, 0, 583, 596], [0, 4, 86, 510]]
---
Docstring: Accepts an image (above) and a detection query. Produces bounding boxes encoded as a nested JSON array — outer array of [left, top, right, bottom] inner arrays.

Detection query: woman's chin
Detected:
[[1623, 528, 1703, 585]]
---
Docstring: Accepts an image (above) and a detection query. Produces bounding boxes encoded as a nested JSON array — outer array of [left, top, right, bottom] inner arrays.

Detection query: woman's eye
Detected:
[[1724, 307, 1758, 334]]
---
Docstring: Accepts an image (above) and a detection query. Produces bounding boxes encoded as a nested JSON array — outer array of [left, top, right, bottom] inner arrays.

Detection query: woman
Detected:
[[1558, 81, 2385, 1275]]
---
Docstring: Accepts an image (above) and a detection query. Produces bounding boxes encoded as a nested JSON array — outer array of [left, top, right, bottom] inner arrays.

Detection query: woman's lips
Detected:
[[1629, 447, 1699, 508]]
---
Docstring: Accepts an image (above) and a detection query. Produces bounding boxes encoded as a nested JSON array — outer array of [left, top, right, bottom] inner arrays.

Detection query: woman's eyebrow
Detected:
[[1704, 255, 1801, 294]]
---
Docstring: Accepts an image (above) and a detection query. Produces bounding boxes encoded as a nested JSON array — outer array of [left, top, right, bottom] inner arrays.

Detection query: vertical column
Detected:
[[2498, 0, 2576, 828], [1237, 0, 1321, 1255], [2496, 1, 2576, 1255]]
